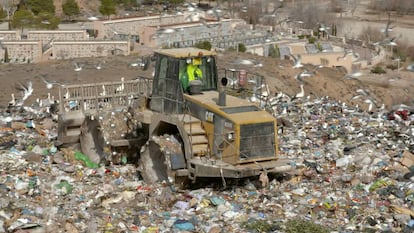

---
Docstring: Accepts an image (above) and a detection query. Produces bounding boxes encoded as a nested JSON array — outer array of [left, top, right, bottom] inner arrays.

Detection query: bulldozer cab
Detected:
[[150, 48, 218, 114]]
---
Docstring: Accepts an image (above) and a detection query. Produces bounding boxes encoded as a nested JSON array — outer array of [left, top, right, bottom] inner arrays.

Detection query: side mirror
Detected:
[[220, 77, 228, 87], [141, 56, 150, 71]]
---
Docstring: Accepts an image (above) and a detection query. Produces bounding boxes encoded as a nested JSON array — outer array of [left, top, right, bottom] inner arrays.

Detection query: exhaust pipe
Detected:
[[218, 77, 228, 106]]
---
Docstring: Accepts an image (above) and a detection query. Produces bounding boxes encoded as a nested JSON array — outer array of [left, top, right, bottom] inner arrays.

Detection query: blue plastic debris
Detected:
[[173, 219, 195, 231]]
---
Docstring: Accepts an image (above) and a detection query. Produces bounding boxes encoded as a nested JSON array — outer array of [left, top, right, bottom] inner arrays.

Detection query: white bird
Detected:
[[8, 93, 16, 106], [233, 59, 262, 67], [364, 99, 375, 112], [406, 63, 414, 72], [95, 62, 103, 70], [356, 88, 370, 97], [129, 58, 146, 68], [16, 81, 33, 101], [37, 93, 55, 108], [206, 7, 222, 21], [157, 28, 176, 35], [337, 49, 353, 61], [290, 54, 303, 68], [291, 84, 305, 101], [40, 76, 63, 89], [74, 62, 83, 71], [116, 77, 125, 93], [295, 69, 315, 83], [88, 16, 98, 21], [344, 71, 362, 79], [100, 85, 107, 96]]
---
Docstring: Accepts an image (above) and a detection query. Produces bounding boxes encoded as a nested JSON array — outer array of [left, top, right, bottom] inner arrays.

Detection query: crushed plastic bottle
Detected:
[[75, 151, 99, 169]]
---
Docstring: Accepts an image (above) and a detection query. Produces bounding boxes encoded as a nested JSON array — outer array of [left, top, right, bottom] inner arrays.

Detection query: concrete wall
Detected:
[[289, 42, 307, 55], [51, 40, 130, 60], [140, 19, 250, 49], [301, 52, 353, 72], [0, 30, 20, 40], [0, 41, 42, 63], [27, 30, 88, 44], [94, 14, 187, 40]]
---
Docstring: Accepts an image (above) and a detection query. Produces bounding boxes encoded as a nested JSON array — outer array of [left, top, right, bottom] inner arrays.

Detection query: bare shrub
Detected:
[[358, 26, 384, 45]]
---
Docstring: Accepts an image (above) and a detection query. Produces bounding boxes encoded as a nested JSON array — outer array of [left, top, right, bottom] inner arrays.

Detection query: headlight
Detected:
[[226, 132, 235, 141]]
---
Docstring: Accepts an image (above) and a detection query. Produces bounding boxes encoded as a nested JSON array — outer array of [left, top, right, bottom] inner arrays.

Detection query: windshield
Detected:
[[178, 56, 217, 91]]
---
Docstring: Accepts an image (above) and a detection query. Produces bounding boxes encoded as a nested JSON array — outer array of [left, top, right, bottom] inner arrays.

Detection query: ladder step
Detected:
[[190, 135, 208, 144], [66, 128, 81, 136], [184, 123, 205, 135], [192, 144, 208, 156], [188, 165, 196, 180], [179, 114, 202, 124]]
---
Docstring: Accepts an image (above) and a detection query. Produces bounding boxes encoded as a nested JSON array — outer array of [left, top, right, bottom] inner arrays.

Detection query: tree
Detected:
[[239, 1, 263, 30], [99, 0, 117, 19], [25, 0, 55, 15], [194, 41, 212, 51], [288, 2, 335, 32], [114, 0, 141, 10], [0, 5, 7, 19], [11, 9, 33, 30], [238, 43, 246, 53], [358, 26, 384, 45], [268, 45, 280, 58], [36, 12, 60, 29], [62, 0, 80, 20]]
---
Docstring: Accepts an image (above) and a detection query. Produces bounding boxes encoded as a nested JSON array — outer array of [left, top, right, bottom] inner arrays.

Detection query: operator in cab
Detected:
[[180, 58, 203, 94]]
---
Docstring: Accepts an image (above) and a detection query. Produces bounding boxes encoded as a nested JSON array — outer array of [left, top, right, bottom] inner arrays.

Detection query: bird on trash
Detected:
[[8, 93, 16, 106], [291, 84, 305, 101], [259, 171, 269, 189], [116, 77, 125, 93]]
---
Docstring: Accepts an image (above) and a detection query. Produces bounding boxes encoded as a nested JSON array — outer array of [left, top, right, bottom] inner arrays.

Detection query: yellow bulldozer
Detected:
[[57, 47, 293, 187]]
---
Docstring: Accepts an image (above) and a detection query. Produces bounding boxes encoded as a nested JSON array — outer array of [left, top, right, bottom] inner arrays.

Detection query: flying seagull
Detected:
[[343, 71, 363, 80], [16, 80, 33, 102], [95, 61, 104, 70], [295, 69, 315, 83], [206, 7, 222, 21], [290, 54, 303, 68], [74, 62, 83, 72], [39, 75, 63, 89]]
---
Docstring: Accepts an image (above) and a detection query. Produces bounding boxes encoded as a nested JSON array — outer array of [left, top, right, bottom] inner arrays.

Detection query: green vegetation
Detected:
[[284, 218, 330, 233], [242, 219, 279, 232], [0, 5, 6, 20], [11, 0, 60, 30], [238, 43, 246, 52], [62, 0, 80, 20], [269, 44, 280, 58], [114, 0, 140, 10], [370, 65, 386, 74], [317, 42, 323, 51], [331, 24, 337, 36], [11, 9, 34, 30], [308, 37, 316, 44], [386, 64, 398, 70], [194, 41, 212, 51], [26, 0, 55, 15], [99, 0, 117, 18]]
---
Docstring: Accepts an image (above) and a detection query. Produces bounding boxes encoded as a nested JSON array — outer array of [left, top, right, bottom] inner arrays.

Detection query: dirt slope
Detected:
[[0, 51, 412, 112]]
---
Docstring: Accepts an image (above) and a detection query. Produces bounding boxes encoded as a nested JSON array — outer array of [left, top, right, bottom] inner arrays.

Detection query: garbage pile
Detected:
[[0, 96, 413, 232]]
